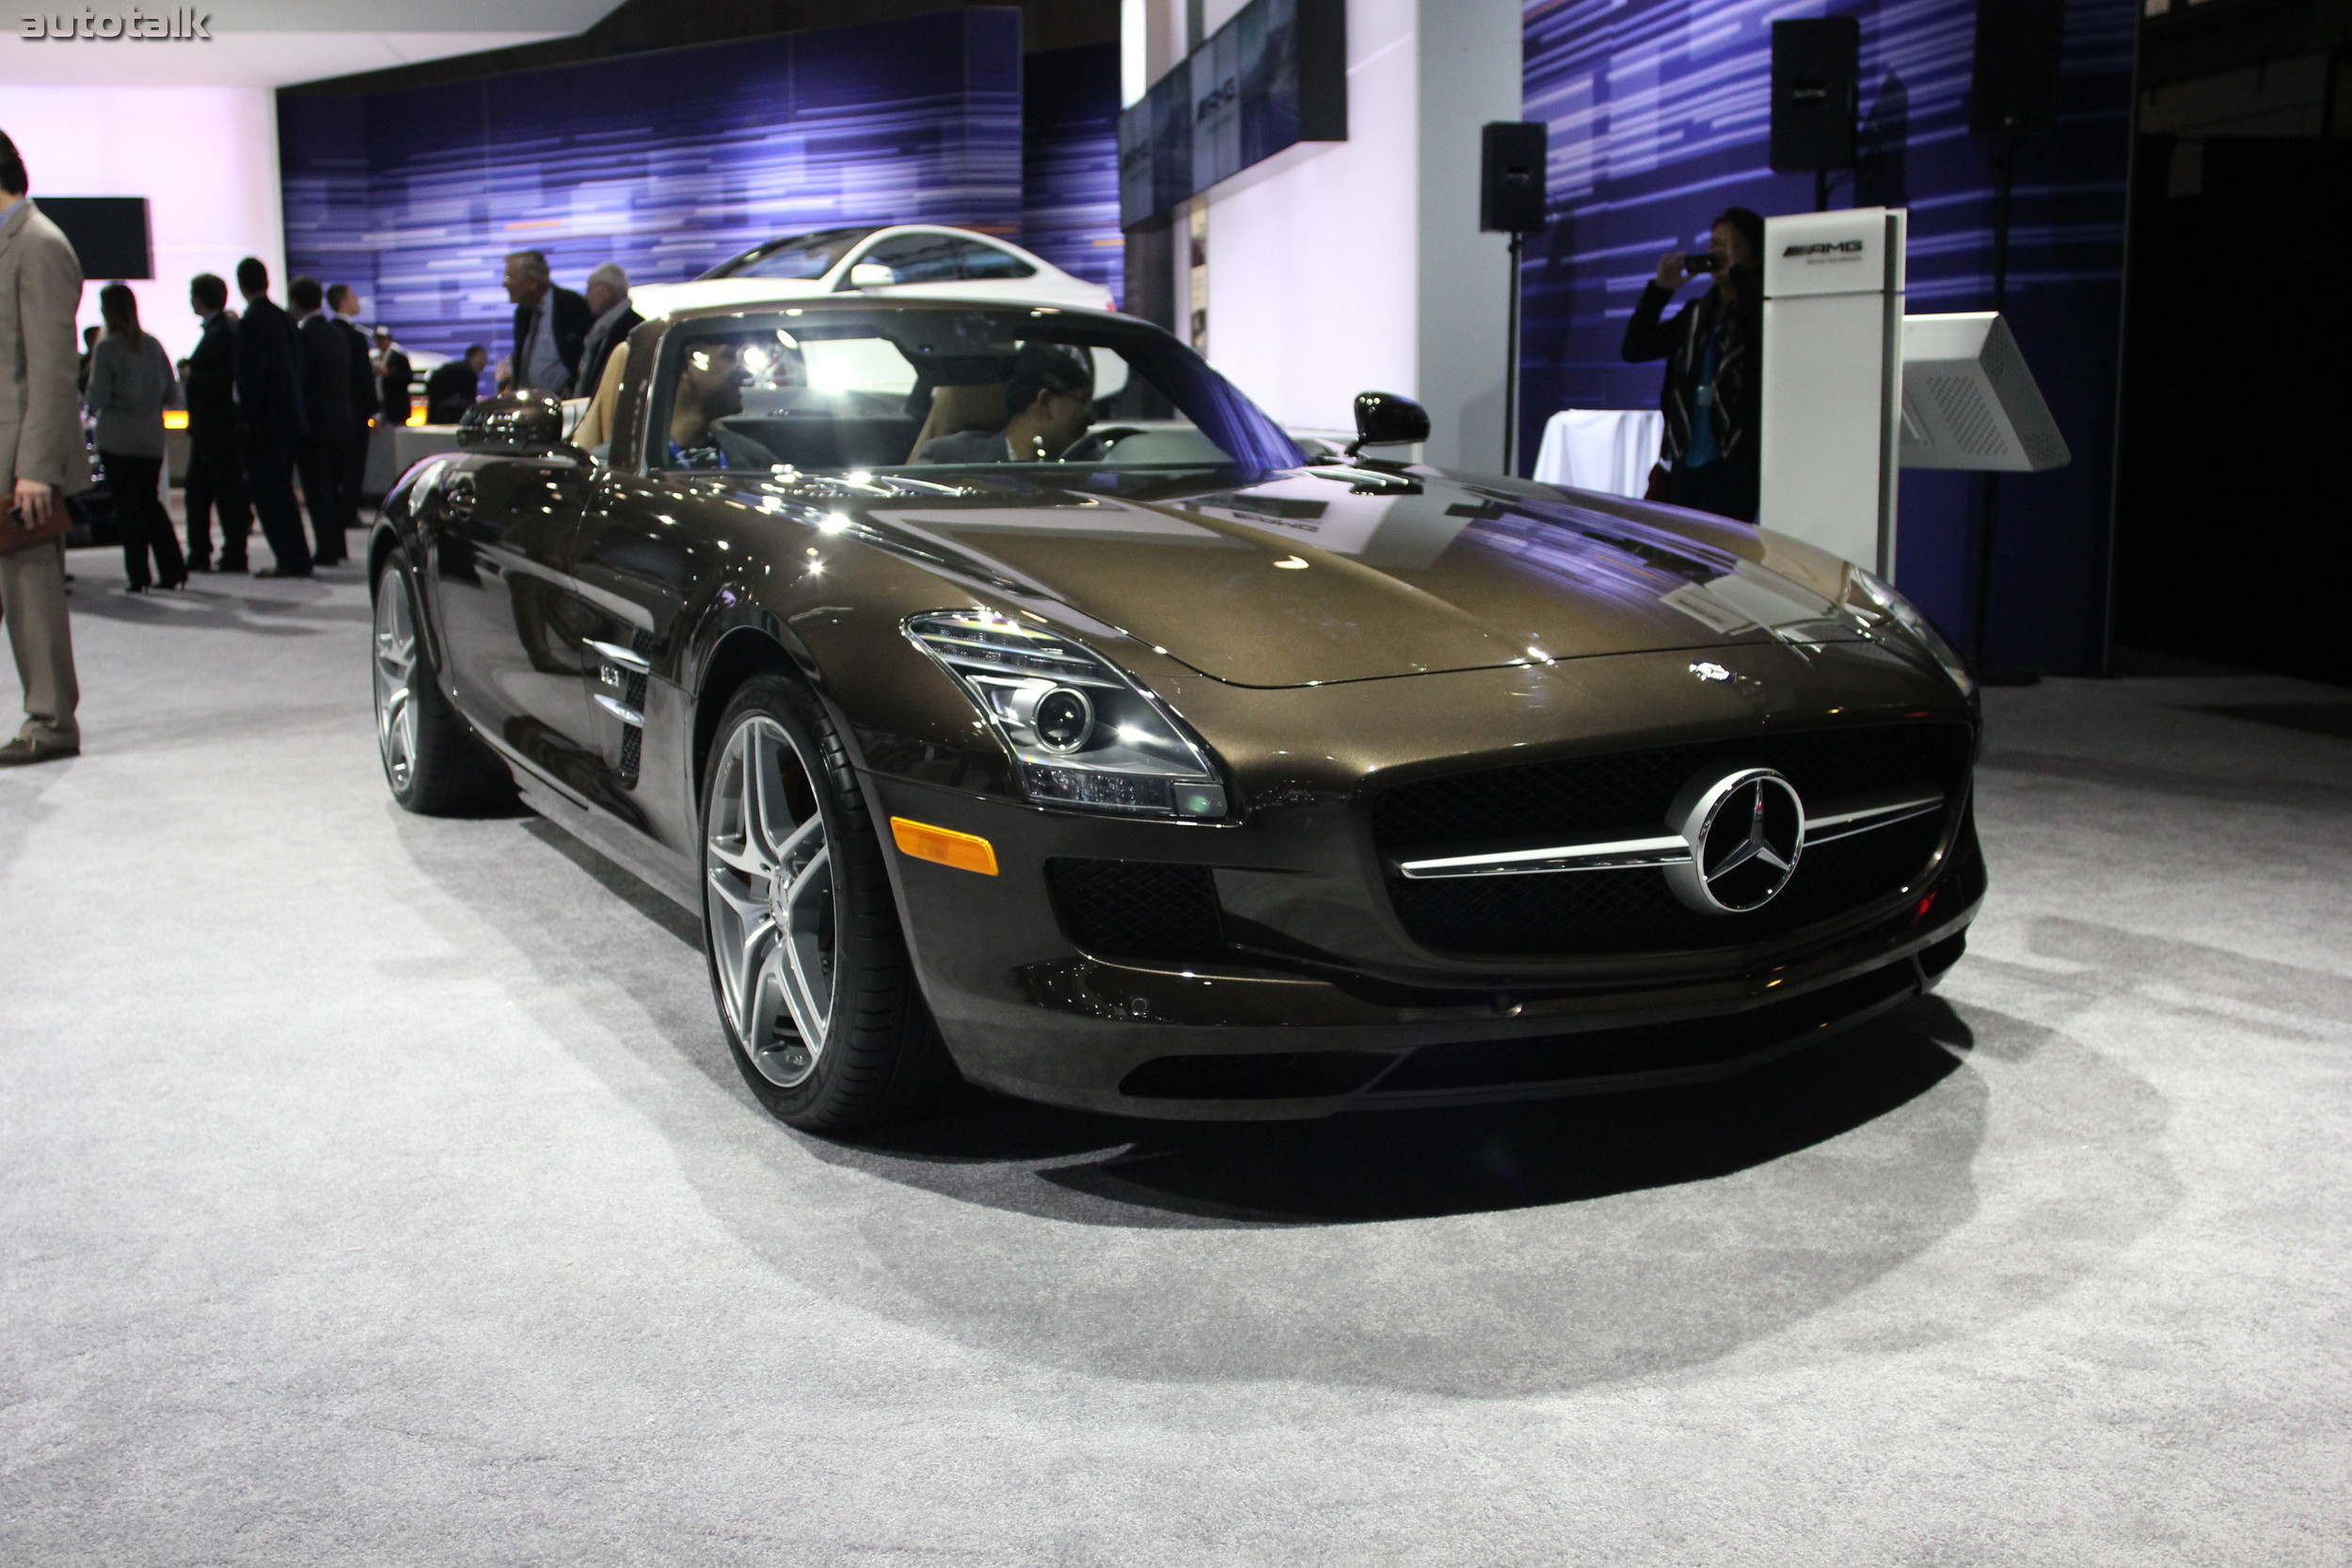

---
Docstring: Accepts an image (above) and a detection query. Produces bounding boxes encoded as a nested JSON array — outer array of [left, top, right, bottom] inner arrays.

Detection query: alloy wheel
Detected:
[[705, 716, 836, 1088], [372, 574, 420, 794]]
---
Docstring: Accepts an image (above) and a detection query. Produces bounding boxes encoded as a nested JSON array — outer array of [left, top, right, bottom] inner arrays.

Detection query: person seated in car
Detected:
[[917, 343, 1092, 464], [666, 339, 751, 466]]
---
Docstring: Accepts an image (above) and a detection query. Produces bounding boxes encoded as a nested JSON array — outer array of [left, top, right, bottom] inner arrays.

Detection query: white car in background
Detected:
[[630, 225, 1115, 319]]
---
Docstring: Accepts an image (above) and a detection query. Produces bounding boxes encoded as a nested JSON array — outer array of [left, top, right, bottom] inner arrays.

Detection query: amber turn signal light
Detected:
[[890, 817, 999, 877]]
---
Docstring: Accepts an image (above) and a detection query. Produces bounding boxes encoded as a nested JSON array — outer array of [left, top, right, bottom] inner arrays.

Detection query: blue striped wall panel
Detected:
[[280, 10, 1025, 367], [1023, 42, 1125, 304], [1519, 0, 2137, 672]]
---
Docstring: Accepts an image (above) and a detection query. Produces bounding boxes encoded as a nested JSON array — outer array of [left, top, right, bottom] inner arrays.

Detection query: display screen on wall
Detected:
[[40, 198, 152, 279], [1118, 0, 1345, 228]]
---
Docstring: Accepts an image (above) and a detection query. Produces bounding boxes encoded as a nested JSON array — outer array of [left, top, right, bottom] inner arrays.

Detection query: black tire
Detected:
[[371, 546, 514, 816], [699, 673, 954, 1132]]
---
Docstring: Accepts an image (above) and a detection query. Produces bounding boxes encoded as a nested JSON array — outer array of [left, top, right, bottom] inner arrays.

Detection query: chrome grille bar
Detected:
[[1391, 789, 1944, 880]]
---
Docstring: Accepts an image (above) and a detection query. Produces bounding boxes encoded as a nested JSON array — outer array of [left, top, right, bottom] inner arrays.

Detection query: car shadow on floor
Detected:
[[441, 811, 1981, 1228], [810, 999, 1974, 1226]]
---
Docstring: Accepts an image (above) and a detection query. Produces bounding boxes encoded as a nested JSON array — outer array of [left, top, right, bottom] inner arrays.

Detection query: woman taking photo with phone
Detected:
[[1622, 205, 1766, 523], [84, 280, 185, 592]]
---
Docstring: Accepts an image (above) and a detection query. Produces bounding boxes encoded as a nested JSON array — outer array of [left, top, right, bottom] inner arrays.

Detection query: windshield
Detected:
[[703, 227, 875, 282], [649, 304, 1304, 477]]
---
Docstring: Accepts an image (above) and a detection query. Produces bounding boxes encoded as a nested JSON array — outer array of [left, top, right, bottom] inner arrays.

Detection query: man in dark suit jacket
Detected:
[[373, 325, 412, 426], [503, 249, 590, 395], [573, 261, 642, 399], [290, 276, 354, 566], [326, 284, 378, 535], [424, 345, 486, 424], [233, 257, 310, 578], [181, 272, 251, 572]]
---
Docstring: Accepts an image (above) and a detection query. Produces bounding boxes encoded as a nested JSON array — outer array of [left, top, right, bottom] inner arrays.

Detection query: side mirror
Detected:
[[1347, 390, 1430, 456], [847, 261, 896, 289], [455, 391, 568, 454]]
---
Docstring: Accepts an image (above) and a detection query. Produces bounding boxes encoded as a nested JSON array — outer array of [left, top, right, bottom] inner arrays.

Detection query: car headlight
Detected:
[[907, 610, 1230, 819], [1844, 567, 1976, 699]]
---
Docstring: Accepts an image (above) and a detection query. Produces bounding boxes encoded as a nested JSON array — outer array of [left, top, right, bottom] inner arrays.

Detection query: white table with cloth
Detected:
[[1531, 408, 1664, 498]]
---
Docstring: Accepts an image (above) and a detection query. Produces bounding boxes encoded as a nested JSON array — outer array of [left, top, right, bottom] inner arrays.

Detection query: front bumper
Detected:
[[860, 764, 1984, 1121]]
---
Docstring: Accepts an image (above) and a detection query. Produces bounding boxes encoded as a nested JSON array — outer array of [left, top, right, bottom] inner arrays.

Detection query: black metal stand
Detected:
[[1969, 137, 2042, 686], [1503, 231, 1524, 476], [1815, 167, 1830, 213]]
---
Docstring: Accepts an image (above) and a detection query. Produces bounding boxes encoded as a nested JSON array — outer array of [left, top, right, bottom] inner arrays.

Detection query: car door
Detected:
[[561, 468, 709, 849], [419, 450, 599, 788]]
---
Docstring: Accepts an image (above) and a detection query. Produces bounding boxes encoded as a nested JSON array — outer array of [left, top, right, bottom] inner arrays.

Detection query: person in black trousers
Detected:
[[234, 257, 310, 578], [83, 282, 184, 592], [326, 283, 377, 535], [289, 276, 353, 567], [1621, 205, 1766, 524], [182, 272, 251, 573]]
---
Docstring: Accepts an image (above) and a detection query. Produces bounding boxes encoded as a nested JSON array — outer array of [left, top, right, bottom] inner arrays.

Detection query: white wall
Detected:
[[1186, 0, 1520, 468], [0, 85, 284, 365]]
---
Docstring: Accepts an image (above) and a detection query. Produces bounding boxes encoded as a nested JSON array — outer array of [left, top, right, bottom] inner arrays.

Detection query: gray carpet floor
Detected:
[[3, 546, 2346, 1564]]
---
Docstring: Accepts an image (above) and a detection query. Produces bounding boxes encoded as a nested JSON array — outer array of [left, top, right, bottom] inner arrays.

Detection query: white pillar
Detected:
[[1186, 0, 1520, 467]]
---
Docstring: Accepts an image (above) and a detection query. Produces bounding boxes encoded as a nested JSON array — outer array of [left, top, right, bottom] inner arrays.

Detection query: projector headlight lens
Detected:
[[907, 610, 1228, 818], [1845, 567, 1976, 699]]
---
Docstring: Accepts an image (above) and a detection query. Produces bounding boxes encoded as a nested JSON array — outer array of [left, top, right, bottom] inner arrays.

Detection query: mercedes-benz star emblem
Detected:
[[1663, 766, 1807, 914]]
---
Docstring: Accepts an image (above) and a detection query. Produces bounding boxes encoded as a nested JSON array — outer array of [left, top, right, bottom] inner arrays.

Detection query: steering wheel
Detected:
[[1056, 426, 1147, 464]]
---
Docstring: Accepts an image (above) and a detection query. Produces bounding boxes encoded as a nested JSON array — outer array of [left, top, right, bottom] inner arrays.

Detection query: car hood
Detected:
[[815, 467, 1868, 688]]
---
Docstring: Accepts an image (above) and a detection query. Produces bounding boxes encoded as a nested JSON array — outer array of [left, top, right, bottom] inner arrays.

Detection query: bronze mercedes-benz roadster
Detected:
[[368, 296, 1982, 1130]]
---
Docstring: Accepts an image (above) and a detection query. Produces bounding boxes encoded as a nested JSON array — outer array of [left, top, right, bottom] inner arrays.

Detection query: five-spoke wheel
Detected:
[[697, 673, 950, 1130], [705, 715, 835, 1089], [370, 547, 512, 815], [372, 566, 421, 795]]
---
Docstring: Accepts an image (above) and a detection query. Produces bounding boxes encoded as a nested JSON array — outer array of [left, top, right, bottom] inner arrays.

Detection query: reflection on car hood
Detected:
[[782, 468, 1867, 688]]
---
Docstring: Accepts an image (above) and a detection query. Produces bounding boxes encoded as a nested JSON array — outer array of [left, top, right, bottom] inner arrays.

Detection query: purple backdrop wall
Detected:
[[1518, 0, 2138, 672], [280, 10, 1025, 368], [1023, 41, 1125, 305]]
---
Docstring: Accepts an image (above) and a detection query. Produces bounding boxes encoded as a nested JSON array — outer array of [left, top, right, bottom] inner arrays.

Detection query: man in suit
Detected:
[[326, 284, 378, 535], [0, 130, 85, 768], [424, 344, 487, 425], [288, 277, 354, 566], [503, 249, 590, 396], [573, 261, 642, 399], [373, 325, 412, 427], [182, 272, 251, 573], [234, 257, 310, 578]]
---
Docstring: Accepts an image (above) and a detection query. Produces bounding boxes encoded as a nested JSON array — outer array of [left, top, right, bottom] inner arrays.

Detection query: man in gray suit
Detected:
[[0, 129, 84, 768]]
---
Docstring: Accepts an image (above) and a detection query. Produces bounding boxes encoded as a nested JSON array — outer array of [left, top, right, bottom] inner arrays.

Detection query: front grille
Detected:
[[1046, 859, 1226, 960], [1373, 723, 1971, 959]]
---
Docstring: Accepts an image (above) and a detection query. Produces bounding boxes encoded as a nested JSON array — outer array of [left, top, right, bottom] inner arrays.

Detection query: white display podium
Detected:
[[1756, 207, 1906, 577]]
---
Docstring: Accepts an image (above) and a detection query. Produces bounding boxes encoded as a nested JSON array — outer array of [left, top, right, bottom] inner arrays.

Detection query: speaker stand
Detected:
[[1503, 230, 1524, 476], [1969, 136, 2042, 687]]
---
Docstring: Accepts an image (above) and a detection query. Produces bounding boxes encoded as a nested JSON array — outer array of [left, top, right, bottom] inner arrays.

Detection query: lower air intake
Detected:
[[1045, 859, 1227, 961]]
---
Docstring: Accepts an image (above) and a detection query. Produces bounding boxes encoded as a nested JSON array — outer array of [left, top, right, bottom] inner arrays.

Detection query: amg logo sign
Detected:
[[1783, 240, 1867, 257]]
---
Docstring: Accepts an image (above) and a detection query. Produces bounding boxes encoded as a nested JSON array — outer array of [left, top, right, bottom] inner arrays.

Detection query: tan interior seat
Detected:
[[906, 382, 1007, 462], [570, 341, 629, 450]]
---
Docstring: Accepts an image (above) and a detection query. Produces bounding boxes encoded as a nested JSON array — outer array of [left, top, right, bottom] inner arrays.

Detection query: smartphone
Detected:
[[1683, 252, 1719, 274]]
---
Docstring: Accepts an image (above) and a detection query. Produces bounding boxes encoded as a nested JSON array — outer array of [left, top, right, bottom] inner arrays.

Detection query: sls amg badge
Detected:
[[1689, 660, 1732, 683]]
